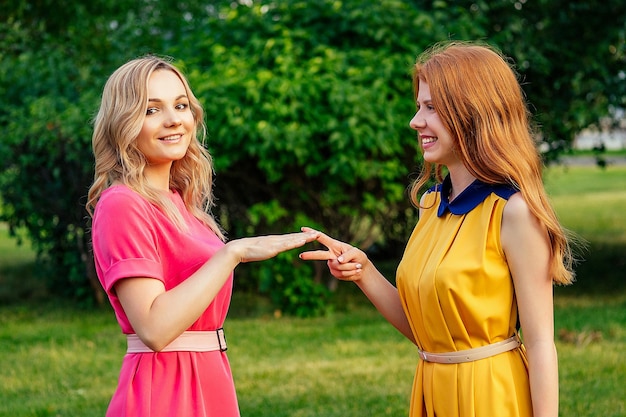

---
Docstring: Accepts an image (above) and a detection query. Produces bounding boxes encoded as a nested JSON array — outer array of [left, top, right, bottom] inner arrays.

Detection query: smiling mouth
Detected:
[[421, 136, 437, 144], [159, 134, 183, 142]]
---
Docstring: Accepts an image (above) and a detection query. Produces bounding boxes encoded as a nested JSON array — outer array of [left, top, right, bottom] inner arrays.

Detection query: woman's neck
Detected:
[[447, 165, 476, 201], [143, 164, 173, 191]]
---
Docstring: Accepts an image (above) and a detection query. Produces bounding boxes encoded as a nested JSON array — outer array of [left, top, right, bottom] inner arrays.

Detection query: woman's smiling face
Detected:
[[409, 80, 457, 167], [136, 69, 195, 171]]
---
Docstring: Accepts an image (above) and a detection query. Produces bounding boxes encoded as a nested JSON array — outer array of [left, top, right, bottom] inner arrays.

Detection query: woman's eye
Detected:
[[176, 103, 189, 110], [146, 107, 158, 115]]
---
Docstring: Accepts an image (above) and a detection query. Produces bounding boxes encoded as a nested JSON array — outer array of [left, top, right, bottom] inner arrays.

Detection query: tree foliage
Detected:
[[420, 0, 626, 158], [1, 0, 624, 313]]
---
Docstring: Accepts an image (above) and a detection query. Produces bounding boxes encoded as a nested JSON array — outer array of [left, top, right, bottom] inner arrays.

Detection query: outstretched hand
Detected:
[[298, 227, 367, 281], [227, 230, 319, 263]]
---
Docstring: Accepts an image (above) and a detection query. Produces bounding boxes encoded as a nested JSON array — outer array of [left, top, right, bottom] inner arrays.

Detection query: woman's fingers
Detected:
[[330, 259, 362, 272], [298, 228, 365, 282], [300, 226, 358, 257], [337, 246, 360, 263], [271, 231, 319, 251], [300, 227, 364, 264], [328, 259, 362, 281], [288, 231, 320, 247], [300, 227, 343, 250], [234, 231, 319, 263], [299, 250, 335, 261]]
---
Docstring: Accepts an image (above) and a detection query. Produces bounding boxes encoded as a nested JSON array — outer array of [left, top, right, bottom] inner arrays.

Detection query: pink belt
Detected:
[[127, 329, 227, 353], [418, 334, 521, 364]]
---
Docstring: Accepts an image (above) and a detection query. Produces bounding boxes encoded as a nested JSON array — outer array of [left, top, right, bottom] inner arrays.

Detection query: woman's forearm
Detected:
[[355, 265, 415, 344], [526, 341, 559, 417]]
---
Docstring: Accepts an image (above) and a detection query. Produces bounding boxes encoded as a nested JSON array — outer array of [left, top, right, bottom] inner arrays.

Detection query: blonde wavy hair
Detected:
[[409, 41, 574, 284], [86, 55, 224, 240]]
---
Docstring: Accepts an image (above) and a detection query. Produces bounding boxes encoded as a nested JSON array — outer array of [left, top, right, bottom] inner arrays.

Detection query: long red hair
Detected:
[[410, 41, 574, 284]]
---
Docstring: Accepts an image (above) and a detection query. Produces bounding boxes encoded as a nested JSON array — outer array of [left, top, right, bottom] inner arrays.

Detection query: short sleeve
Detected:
[[92, 187, 164, 294]]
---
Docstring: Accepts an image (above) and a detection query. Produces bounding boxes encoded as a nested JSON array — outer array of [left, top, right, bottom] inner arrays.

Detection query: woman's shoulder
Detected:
[[99, 184, 146, 204], [420, 186, 439, 206], [95, 185, 154, 218], [502, 192, 528, 214], [501, 192, 536, 229]]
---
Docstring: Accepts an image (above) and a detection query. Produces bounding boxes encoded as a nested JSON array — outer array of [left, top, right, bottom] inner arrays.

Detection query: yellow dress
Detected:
[[396, 177, 532, 417]]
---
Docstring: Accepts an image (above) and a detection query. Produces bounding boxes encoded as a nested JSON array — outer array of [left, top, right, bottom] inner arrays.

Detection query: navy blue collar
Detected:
[[429, 175, 518, 217]]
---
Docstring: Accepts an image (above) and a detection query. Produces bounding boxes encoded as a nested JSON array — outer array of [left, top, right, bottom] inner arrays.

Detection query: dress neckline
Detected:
[[431, 175, 518, 217]]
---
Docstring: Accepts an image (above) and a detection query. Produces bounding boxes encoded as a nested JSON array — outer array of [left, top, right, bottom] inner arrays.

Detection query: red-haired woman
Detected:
[[301, 41, 575, 417]]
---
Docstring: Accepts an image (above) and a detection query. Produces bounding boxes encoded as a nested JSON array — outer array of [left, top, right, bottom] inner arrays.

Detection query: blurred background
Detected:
[[1, 0, 625, 314], [1, 2, 626, 416]]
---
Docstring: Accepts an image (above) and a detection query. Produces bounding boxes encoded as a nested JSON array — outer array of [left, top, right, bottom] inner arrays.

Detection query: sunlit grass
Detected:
[[545, 165, 626, 238], [229, 308, 415, 416], [0, 304, 120, 416]]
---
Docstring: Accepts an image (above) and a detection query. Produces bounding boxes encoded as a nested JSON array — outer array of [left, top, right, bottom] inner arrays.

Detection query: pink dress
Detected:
[[92, 185, 239, 417]]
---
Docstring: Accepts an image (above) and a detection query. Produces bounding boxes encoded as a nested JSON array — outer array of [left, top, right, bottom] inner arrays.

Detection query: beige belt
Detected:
[[418, 334, 520, 364], [127, 329, 227, 353]]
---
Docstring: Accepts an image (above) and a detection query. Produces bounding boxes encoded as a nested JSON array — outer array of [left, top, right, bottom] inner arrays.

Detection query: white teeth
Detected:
[[160, 134, 181, 141], [422, 137, 437, 144]]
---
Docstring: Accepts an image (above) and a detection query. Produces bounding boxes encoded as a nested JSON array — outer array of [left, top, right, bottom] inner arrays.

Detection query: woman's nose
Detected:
[[164, 108, 182, 127], [409, 112, 425, 130]]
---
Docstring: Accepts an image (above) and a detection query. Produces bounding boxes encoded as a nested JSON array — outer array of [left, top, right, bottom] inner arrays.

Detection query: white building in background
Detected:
[[574, 128, 626, 150], [573, 113, 626, 151]]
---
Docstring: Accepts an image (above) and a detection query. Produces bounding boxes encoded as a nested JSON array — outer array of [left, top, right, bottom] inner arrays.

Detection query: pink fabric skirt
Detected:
[[106, 350, 240, 417]]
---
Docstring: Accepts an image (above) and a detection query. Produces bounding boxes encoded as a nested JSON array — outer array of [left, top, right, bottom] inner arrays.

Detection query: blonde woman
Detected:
[[87, 56, 317, 417], [300, 41, 575, 417]]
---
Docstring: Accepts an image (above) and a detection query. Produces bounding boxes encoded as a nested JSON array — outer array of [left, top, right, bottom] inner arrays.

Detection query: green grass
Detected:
[[229, 308, 416, 416], [0, 164, 625, 416], [545, 165, 626, 295], [546, 164, 626, 417], [0, 303, 122, 416]]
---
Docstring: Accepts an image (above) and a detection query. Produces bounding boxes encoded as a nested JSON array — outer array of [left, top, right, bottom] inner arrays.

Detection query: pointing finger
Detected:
[[299, 250, 336, 261], [300, 227, 341, 250]]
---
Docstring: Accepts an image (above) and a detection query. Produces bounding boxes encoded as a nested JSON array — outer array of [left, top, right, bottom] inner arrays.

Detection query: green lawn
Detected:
[[0, 164, 625, 416], [545, 165, 626, 295], [546, 164, 626, 417]]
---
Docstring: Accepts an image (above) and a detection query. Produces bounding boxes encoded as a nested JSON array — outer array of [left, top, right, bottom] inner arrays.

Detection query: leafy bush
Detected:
[[1, 0, 624, 313]]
